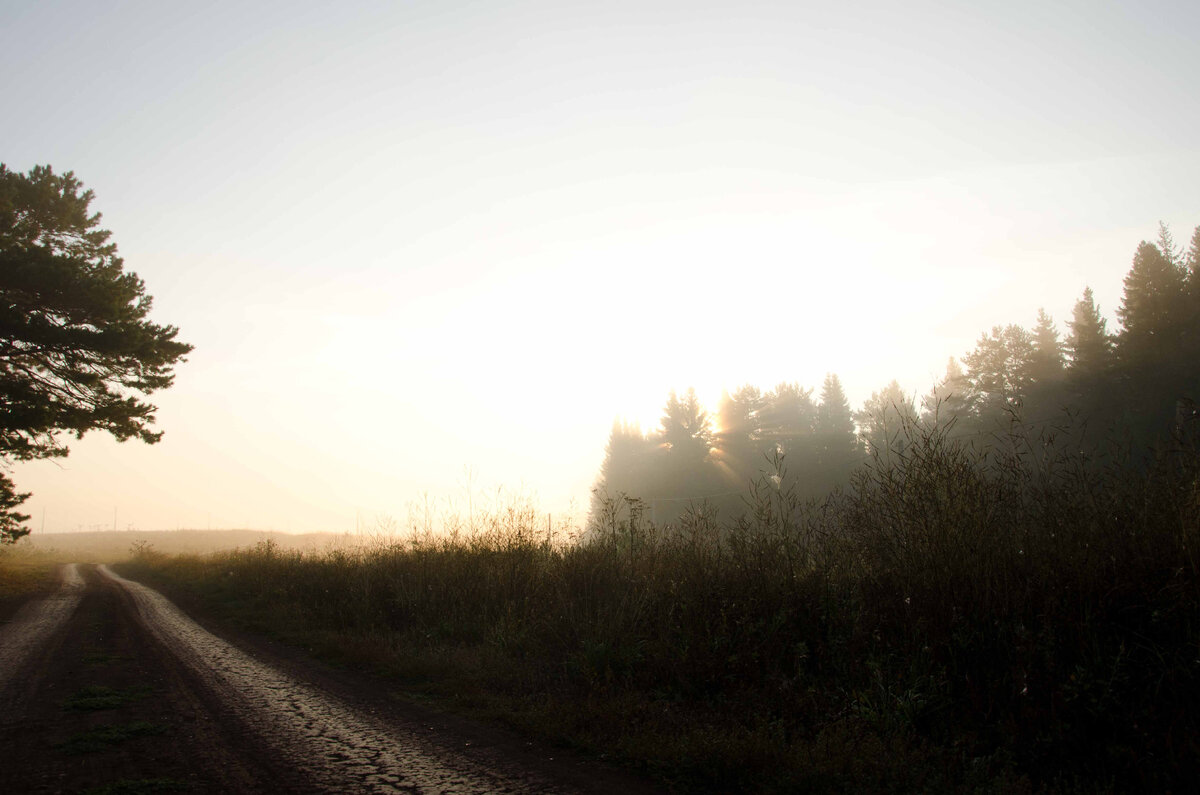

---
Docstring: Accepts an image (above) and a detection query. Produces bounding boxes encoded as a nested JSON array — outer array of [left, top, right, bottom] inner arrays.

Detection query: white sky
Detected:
[[3, 0, 1198, 533]]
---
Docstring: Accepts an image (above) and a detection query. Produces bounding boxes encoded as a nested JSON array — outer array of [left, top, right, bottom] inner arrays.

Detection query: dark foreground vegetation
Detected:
[[124, 412, 1200, 792]]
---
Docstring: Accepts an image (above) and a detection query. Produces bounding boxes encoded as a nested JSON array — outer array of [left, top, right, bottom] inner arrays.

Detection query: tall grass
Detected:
[[0, 545, 60, 617], [125, 416, 1200, 792]]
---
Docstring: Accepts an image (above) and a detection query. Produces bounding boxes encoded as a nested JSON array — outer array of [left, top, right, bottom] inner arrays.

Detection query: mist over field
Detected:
[[2, 0, 1197, 535], [4, 1, 1200, 790]]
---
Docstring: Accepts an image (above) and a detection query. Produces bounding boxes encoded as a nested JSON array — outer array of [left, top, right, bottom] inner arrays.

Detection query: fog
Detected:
[[3, 0, 1198, 533]]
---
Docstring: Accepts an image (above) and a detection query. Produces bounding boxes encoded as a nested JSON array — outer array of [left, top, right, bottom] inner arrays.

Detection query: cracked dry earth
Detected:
[[0, 564, 659, 794]]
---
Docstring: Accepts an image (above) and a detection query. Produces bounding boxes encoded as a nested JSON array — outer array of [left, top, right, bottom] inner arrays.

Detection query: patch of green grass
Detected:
[[84, 778, 188, 795], [63, 685, 151, 711], [81, 649, 126, 665], [58, 721, 165, 755]]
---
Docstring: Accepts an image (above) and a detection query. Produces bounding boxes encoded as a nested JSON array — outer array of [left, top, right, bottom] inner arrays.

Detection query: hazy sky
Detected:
[[3, 0, 1198, 533]]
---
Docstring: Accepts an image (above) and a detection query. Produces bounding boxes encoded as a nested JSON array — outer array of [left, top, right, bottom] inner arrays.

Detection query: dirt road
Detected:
[[0, 563, 84, 695], [0, 565, 657, 794]]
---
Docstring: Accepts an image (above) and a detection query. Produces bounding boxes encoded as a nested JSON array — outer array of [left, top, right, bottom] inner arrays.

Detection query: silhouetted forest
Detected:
[[592, 223, 1200, 527]]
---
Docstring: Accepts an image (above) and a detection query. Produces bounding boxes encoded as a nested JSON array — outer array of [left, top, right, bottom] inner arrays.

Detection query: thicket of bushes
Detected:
[[125, 414, 1200, 792]]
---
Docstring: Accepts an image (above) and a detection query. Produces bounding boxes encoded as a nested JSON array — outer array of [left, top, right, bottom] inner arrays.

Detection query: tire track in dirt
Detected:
[[2, 564, 299, 793], [98, 565, 561, 793], [0, 563, 83, 694]]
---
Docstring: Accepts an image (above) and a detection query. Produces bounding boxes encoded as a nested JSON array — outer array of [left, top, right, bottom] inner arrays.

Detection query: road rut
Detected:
[[98, 564, 547, 793], [0, 563, 83, 694], [1, 566, 656, 793]]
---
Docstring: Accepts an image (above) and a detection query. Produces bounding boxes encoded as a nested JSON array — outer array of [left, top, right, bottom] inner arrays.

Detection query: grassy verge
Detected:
[[63, 685, 152, 711], [123, 419, 1200, 792], [57, 721, 165, 755], [0, 546, 60, 620], [83, 779, 188, 795]]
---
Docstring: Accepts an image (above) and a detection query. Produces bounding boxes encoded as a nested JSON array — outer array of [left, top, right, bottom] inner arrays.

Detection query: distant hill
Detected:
[[19, 529, 360, 562]]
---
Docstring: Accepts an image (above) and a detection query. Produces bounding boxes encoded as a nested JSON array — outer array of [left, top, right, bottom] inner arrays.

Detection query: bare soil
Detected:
[[0, 564, 298, 793]]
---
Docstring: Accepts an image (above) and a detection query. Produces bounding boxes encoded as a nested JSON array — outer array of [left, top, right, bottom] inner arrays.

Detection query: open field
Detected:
[[119, 421, 1200, 792], [19, 529, 356, 563]]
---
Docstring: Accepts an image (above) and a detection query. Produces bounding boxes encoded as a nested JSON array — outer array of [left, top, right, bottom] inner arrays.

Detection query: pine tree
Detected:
[[0, 165, 192, 542], [759, 381, 816, 452], [855, 380, 916, 457], [1184, 225, 1200, 345], [1112, 230, 1198, 445], [714, 385, 767, 483], [653, 387, 721, 523], [1020, 308, 1070, 419], [1117, 239, 1186, 365], [1183, 226, 1200, 419], [815, 373, 859, 475], [715, 385, 764, 443], [1065, 287, 1113, 379], [588, 419, 650, 527], [1157, 221, 1181, 267], [1029, 309, 1065, 384], [1186, 226, 1200, 304], [962, 325, 1036, 421], [658, 387, 713, 462], [921, 357, 972, 429]]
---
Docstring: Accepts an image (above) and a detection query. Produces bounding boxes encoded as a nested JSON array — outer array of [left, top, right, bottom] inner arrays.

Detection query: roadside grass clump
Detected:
[[58, 721, 165, 755], [123, 415, 1200, 792], [0, 545, 60, 614], [83, 779, 188, 795], [81, 649, 126, 665], [63, 685, 151, 711]]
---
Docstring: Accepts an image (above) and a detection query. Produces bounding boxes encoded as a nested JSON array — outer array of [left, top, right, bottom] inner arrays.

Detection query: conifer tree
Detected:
[[1183, 226, 1200, 346], [1157, 221, 1181, 267], [1029, 309, 1065, 384], [589, 419, 651, 530], [921, 357, 972, 429], [756, 381, 819, 490], [815, 374, 859, 474], [658, 387, 713, 462], [714, 385, 767, 483], [652, 388, 721, 522], [1065, 287, 1113, 378], [0, 165, 192, 542], [759, 382, 816, 452], [962, 325, 1036, 422], [1186, 226, 1200, 303], [1183, 226, 1200, 420], [1112, 231, 1197, 443], [715, 385, 763, 443], [855, 380, 916, 457], [1021, 309, 1069, 418], [1117, 239, 1186, 365]]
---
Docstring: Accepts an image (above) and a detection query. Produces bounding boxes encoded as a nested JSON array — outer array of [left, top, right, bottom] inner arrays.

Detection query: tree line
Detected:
[[592, 222, 1200, 526]]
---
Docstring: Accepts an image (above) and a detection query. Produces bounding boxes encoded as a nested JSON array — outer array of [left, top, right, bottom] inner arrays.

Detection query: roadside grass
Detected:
[[81, 649, 127, 665], [0, 546, 59, 616], [63, 685, 152, 711], [58, 721, 166, 755], [123, 417, 1200, 792], [83, 778, 188, 795]]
